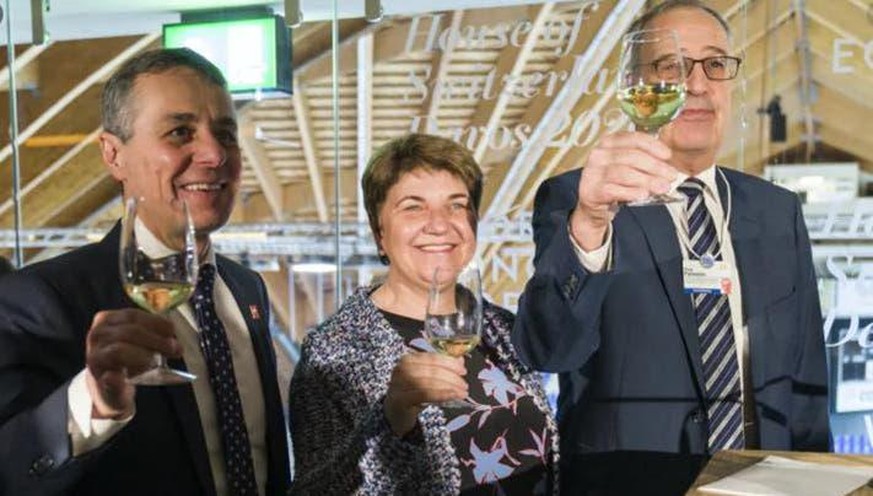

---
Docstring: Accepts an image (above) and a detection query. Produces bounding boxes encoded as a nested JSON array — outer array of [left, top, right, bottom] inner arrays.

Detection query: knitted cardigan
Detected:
[[288, 285, 559, 495]]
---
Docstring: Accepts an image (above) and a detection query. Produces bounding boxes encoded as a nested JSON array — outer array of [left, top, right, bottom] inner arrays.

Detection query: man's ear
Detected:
[[99, 131, 125, 181]]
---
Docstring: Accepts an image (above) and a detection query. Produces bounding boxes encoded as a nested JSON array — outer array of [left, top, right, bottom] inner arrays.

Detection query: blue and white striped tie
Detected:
[[679, 178, 744, 452]]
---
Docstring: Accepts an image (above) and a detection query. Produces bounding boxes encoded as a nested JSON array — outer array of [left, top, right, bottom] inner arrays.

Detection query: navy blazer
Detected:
[[0, 224, 290, 496], [512, 167, 830, 457]]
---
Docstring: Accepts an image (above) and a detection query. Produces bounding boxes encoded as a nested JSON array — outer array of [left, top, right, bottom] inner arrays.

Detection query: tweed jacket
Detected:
[[288, 285, 559, 495]]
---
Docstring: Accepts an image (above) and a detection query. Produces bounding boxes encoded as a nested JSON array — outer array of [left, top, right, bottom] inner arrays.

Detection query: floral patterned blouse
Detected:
[[382, 310, 554, 495]]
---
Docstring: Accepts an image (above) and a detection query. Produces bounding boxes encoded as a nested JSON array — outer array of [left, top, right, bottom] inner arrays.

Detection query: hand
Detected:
[[571, 131, 677, 250], [383, 352, 467, 437], [84, 309, 181, 419]]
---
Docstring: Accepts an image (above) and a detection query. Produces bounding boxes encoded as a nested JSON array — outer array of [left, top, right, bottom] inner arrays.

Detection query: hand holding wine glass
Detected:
[[119, 196, 198, 385], [423, 263, 483, 408], [614, 28, 687, 206]]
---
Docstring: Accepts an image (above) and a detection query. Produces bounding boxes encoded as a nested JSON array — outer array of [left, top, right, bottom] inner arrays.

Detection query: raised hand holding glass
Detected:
[[120, 197, 198, 385]]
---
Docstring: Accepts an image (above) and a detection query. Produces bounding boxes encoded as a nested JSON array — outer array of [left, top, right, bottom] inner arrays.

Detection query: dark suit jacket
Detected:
[[0, 224, 290, 496], [512, 167, 830, 459]]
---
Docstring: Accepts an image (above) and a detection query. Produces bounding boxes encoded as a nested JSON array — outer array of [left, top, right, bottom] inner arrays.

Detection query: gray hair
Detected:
[[628, 0, 731, 40], [101, 48, 227, 142]]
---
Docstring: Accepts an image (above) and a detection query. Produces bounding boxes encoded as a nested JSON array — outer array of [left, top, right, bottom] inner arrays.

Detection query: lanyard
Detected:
[[676, 168, 732, 268]]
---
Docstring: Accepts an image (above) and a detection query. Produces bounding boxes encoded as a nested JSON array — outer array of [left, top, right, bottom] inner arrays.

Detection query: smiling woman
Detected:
[[287, 133, 559, 495]]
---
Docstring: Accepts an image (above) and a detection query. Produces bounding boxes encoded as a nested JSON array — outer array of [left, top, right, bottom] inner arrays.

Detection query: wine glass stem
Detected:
[[154, 353, 170, 369]]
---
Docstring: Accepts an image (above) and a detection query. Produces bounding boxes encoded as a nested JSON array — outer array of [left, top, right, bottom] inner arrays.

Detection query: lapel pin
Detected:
[[249, 304, 261, 320]]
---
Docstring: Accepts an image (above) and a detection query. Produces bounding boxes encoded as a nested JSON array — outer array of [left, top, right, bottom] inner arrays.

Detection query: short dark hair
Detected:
[[362, 134, 483, 264], [101, 48, 227, 142], [628, 0, 731, 39]]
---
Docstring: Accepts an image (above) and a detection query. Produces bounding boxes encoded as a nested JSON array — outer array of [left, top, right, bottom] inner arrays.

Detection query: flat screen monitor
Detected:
[[163, 15, 291, 100]]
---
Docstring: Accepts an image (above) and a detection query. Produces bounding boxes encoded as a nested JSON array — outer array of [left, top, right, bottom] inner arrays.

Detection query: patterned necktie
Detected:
[[193, 264, 259, 496], [678, 178, 744, 451]]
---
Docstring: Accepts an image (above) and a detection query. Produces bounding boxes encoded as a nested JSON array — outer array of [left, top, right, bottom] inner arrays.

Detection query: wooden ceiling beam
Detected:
[[469, 3, 552, 163], [0, 42, 52, 91], [0, 33, 159, 165], [804, 0, 869, 45], [419, 11, 465, 125], [482, 0, 643, 221], [238, 168, 358, 223], [238, 111, 284, 220], [296, 19, 381, 83], [0, 127, 101, 218], [292, 77, 329, 222], [260, 263, 292, 331]]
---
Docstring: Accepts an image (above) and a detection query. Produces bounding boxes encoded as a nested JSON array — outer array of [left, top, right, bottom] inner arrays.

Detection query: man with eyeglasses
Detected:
[[512, 1, 830, 493]]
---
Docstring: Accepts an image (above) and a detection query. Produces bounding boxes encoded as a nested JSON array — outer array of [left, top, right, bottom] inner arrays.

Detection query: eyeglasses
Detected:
[[648, 55, 742, 81]]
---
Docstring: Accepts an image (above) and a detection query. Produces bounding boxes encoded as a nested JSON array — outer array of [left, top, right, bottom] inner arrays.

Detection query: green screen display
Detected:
[[163, 17, 280, 93]]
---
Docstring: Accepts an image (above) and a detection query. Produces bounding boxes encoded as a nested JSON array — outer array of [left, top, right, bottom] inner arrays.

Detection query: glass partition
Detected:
[[2, 0, 873, 455]]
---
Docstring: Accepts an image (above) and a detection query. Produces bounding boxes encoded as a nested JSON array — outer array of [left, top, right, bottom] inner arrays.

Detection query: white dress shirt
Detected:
[[571, 165, 754, 437], [68, 219, 268, 496]]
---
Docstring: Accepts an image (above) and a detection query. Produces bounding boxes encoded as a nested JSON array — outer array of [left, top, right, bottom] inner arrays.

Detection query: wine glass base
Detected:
[[625, 192, 684, 207], [129, 367, 197, 386]]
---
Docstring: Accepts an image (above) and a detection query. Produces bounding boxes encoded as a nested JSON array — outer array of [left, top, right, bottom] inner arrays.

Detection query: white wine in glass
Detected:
[[616, 28, 687, 206], [120, 197, 198, 386], [424, 263, 483, 408]]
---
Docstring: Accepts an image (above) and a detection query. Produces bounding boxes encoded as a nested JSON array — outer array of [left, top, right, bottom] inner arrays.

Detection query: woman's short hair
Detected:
[[361, 133, 483, 263]]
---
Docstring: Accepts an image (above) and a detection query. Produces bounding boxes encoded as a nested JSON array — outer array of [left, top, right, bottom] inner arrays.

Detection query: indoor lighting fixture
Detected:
[[284, 0, 303, 28], [365, 0, 383, 23]]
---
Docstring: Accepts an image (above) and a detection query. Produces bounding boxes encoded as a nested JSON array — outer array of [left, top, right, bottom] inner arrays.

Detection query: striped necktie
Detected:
[[193, 264, 259, 496], [678, 178, 744, 452]]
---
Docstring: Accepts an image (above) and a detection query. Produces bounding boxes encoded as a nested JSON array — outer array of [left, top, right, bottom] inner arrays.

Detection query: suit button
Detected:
[[691, 409, 707, 424], [28, 454, 54, 477]]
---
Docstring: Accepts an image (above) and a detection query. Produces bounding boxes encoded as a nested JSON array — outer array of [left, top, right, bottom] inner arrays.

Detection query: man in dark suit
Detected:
[[0, 256, 12, 277], [0, 48, 290, 495], [512, 1, 830, 493]]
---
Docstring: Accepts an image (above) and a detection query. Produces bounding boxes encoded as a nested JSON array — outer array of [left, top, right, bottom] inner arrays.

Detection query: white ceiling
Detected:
[[3, 0, 547, 43]]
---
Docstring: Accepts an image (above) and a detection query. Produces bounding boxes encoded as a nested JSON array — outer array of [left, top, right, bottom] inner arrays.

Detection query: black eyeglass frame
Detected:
[[649, 55, 743, 81]]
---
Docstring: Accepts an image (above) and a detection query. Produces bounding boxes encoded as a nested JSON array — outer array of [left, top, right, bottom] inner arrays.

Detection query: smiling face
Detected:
[[377, 167, 477, 296], [650, 7, 734, 174], [100, 67, 241, 242]]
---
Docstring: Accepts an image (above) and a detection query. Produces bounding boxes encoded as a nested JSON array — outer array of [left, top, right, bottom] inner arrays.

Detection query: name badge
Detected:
[[683, 260, 732, 295]]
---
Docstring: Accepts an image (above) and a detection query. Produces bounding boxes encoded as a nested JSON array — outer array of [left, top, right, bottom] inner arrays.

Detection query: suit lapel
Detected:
[[719, 169, 763, 322], [626, 205, 706, 398]]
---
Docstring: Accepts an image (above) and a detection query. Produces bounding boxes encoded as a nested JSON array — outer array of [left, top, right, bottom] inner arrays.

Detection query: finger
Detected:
[[391, 366, 470, 397], [88, 318, 180, 358], [599, 183, 654, 205], [88, 340, 160, 377], [86, 368, 135, 419], [95, 309, 178, 339], [591, 148, 676, 184], [599, 131, 673, 160], [391, 385, 467, 408], [399, 352, 467, 375], [604, 164, 673, 195]]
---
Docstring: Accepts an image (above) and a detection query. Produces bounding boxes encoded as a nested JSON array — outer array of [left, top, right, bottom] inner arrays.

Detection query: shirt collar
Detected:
[[673, 164, 719, 201], [133, 217, 217, 267]]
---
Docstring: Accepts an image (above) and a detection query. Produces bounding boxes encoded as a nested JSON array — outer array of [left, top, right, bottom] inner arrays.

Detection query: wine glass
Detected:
[[616, 28, 687, 206], [120, 197, 198, 385], [424, 262, 483, 408]]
